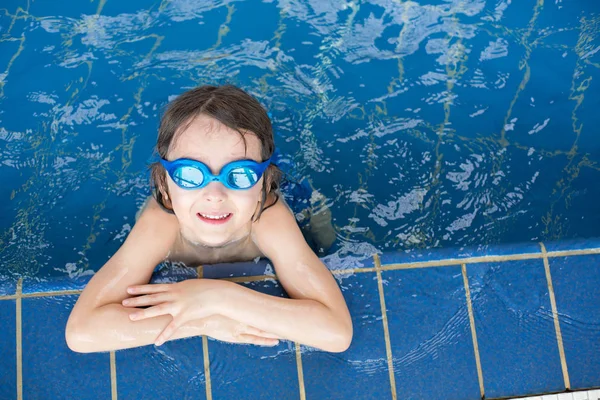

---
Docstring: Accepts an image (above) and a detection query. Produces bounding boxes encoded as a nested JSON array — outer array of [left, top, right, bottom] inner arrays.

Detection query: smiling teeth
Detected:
[[200, 213, 230, 220]]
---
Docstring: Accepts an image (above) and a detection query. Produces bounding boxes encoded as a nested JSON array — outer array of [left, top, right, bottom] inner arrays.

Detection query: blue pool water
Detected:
[[1, 0, 599, 284]]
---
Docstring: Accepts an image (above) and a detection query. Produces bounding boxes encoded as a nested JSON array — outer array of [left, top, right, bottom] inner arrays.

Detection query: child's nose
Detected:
[[202, 181, 227, 201]]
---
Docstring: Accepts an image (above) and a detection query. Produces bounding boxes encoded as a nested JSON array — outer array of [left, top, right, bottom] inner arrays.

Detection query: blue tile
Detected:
[[0, 277, 16, 296], [383, 267, 480, 400], [20, 261, 199, 295], [202, 259, 273, 279], [22, 295, 111, 400], [0, 299, 16, 400], [208, 279, 301, 399], [380, 241, 541, 266], [549, 254, 600, 389], [467, 260, 565, 398], [21, 275, 92, 295], [202, 254, 373, 280], [28, 0, 98, 17], [116, 338, 207, 400], [544, 237, 600, 253], [21, 262, 201, 295], [301, 272, 392, 400], [150, 261, 198, 283], [322, 252, 376, 271]]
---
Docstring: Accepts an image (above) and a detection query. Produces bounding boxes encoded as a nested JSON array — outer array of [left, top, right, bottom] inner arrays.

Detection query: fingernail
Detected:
[[130, 313, 138, 320], [122, 299, 130, 305], [127, 288, 134, 293]]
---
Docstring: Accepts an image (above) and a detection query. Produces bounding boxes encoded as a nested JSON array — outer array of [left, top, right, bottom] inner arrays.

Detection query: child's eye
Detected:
[[228, 167, 257, 189], [174, 166, 204, 188]]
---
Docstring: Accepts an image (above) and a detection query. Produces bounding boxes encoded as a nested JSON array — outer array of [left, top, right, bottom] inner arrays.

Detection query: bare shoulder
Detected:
[[251, 192, 349, 333], [251, 192, 311, 260], [253, 192, 293, 230], [70, 197, 179, 316], [134, 196, 181, 253], [139, 195, 175, 218]]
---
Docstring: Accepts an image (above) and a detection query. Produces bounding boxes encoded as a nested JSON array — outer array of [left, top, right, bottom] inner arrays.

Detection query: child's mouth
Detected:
[[197, 212, 233, 225]]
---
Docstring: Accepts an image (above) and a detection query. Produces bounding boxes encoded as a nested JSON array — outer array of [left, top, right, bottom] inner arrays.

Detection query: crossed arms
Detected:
[[65, 197, 352, 353]]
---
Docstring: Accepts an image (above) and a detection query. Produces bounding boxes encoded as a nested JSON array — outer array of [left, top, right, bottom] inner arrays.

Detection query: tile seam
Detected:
[[4, 246, 599, 299], [379, 247, 600, 270], [16, 278, 22, 400], [374, 254, 397, 400], [295, 343, 307, 400], [202, 336, 212, 400], [540, 242, 571, 390], [198, 266, 213, 400], [110, 351, 117, 400], [461, 264, 485, 398], [222, 274, 278, 283]]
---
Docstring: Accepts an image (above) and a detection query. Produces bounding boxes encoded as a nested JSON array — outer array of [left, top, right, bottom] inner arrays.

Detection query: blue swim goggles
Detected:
[[160, 157, 271, 190]]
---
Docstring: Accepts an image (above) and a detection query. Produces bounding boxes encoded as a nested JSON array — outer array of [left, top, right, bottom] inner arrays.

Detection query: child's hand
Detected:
[[200, 314, 280, 346], [122, 279, 225, 346]]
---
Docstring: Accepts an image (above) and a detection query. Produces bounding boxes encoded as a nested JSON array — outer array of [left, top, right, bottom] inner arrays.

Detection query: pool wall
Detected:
[[1, 237, 599, 399]]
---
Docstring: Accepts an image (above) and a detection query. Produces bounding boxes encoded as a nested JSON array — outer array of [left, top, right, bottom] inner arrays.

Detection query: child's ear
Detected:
[[164, 192, 173, 208], [264, 165, 275, 190], [159, 185, 173, 209]]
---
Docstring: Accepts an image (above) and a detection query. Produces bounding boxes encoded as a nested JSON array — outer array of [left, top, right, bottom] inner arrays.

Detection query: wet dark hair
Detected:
[[149, 85, 283, 221]]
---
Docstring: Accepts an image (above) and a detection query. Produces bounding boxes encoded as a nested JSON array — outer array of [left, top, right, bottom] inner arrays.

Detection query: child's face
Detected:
[[165, 114, 265, 247]]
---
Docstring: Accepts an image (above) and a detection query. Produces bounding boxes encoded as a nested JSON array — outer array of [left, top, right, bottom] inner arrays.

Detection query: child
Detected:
[[65, 85, 352, 353]]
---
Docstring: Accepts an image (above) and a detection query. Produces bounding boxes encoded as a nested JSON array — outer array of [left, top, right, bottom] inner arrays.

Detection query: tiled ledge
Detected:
[[0, 237, 599, 400]]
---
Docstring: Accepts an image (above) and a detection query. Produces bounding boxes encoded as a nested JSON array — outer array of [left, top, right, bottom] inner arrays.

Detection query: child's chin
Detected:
[[181, 228, 229, 248], [194, 233, 233, 248]]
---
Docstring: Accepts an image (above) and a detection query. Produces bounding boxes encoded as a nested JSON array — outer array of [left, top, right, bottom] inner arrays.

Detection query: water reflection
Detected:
[[0, 0, 599, 281]]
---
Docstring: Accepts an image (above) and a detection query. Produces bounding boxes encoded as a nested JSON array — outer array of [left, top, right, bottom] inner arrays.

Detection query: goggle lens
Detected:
[[227, 167, 258, 189], [173, 166, 204, 188]]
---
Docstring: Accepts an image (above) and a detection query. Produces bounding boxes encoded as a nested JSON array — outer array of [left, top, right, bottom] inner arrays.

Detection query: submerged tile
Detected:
[[0, 277, 16, 296], [150, 262, 198, 283], [201, 259, 273, 279], [116, 337, 207, 400], [322, 252, 376, 271], [21, 261, 199, 295], [544, 238, 600, 253], [380, 240, 541, 267], [467, 259, 564, 398], [21, 275, 92, 295], [383, 267, 480, 400], [301, 272, 392, 400], [208, 279, 300, 400], [549, 254, 600, 390], [0, 299, 16, 400], [22, 295, 111, 400]]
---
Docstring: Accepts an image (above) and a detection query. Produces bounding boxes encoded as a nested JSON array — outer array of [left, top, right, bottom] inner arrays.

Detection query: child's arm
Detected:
[[65, 197, 183, 352], [65, 198, 278, 352], [220, 198, 353, 352], [121, 198, 352, 352]]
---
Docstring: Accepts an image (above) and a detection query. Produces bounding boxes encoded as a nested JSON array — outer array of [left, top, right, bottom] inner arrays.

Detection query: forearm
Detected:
[[66, 303, 204, 353], [218, 282, 352, 352]]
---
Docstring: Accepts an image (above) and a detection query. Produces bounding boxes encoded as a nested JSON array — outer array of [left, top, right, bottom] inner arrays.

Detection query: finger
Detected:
[[238, 334, 279, 347], [127, 284, 171, 294], [122, 293, 171, 307], [129, 303, 172, 321], [243, 326, 281, 339], [155, 318, 180, 346], [257, 331, 281, 339]]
